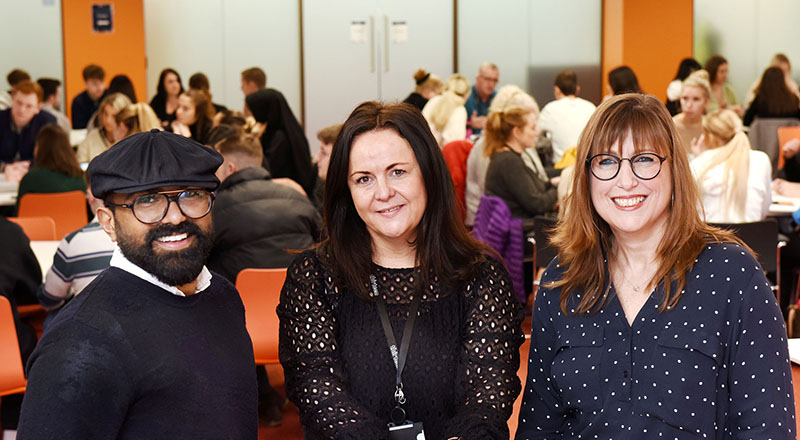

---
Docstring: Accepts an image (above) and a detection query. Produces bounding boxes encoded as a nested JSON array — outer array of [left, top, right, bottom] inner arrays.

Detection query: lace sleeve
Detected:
[[443, 258, 525, 440], [277, 252, 390, 440]]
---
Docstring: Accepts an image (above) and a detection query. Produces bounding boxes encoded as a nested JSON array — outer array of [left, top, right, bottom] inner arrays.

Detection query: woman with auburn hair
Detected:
[[16, 124, 86, 212], [279, 101, 523, 439], [421, 73, 470, 147], [112, 103, 162, 142], [483, 106, 557, 221], [705, 55, 744, 116], [171, 89, 215, 144], [692, 109, 772, 223], [515, 94, 794, 439], [743, 66, 800, 126]]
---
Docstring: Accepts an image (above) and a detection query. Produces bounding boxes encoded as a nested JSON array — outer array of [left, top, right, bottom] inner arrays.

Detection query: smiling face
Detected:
[[347, 129, 427, 251], [679, 85, 708, 119], [98, 186, 214, 286], [590, 131, 672, 241], [176, 94, 197, 125]]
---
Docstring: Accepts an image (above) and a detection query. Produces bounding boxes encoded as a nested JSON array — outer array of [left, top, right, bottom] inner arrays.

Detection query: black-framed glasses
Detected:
[[106, 189, 215, 224], [586, 152, 667, 181]]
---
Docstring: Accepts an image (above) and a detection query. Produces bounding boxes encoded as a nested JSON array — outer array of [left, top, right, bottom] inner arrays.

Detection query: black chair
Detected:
[[525, 216, 558, 297], [710, 219, 787, 304]]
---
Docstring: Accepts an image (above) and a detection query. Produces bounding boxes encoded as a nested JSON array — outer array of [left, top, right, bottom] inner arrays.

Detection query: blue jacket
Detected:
[[0, 109, 56, 164]]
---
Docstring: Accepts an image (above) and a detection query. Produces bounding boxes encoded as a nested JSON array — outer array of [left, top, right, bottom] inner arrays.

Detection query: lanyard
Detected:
[[370, 274, 421, 410]]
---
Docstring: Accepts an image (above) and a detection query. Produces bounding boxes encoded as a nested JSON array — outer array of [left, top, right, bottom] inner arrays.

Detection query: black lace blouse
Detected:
[[278, 250, 524, 440]]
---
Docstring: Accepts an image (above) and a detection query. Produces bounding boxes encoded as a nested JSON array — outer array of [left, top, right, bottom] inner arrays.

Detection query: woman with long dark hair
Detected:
[[171, 89, 215, 145], [278, 101, 523, 439], [743, 66, 800, 126], [149, 68, 183, 128], [245, 89, 314, 194]]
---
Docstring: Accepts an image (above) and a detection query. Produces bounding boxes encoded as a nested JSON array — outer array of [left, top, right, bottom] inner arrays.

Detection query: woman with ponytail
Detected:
[[421, 73, 470, 147], [691, 109, 772, 223], [483, 106, 557, 221]]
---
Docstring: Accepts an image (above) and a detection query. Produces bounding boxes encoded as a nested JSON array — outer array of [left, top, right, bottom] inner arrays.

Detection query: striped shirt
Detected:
[[37, 219, 114, 310]]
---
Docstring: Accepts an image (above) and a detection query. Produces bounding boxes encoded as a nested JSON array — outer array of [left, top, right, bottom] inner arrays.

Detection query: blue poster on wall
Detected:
[[92, 4, 113, 33]]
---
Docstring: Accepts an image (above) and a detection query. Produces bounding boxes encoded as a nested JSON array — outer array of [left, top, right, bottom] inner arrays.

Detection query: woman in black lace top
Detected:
[[278, 101, 524, 440]]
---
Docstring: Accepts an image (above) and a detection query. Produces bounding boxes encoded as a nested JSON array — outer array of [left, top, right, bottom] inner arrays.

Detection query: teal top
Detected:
[[16, 167, 86, 213]]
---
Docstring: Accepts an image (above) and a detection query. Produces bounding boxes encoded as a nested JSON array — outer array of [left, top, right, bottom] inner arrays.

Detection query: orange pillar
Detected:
[[602, 0, 693, 102], [61, 0, 147, 117]]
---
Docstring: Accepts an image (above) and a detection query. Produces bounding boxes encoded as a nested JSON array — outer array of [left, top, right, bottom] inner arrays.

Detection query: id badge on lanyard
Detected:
[[370, 275, 427, 440]]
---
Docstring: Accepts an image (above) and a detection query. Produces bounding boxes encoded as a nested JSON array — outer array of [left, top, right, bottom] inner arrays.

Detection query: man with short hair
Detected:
[[465, 62, 499, 135], [18, 130, 257, 439], [71, 64, 107, 129], [240, 67, 266, 97], [0, 80, 56, 168], [208, 132, 319, 426], [0, 69, 31, 110], [37, 77, 71, 133], [536, 70, 596, 163]]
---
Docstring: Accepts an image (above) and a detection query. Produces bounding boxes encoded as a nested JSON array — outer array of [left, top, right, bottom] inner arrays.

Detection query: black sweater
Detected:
[[18, 267, 258, 439]]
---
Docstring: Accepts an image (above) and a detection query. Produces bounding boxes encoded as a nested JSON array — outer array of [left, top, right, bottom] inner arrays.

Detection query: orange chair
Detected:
[[235, 268, 288, 364], [8, 216, 57, 241], [777, 126, 800, 170], [18, 191, 88, 240], [0, 295, 27, 396]]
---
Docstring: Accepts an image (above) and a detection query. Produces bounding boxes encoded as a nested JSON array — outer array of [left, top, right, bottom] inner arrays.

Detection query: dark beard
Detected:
[[116, 220, 213, 287]]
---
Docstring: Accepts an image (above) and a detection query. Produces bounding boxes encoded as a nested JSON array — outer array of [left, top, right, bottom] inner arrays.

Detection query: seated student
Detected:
[[111, 103, 162, 143], [188, 72, 227, 114], [76, 93, 132, 163], [421, 73, 470, 147], [691, 109, 772, 223], [403, 68, 443, 111], [70, 64, 106, 129], [743, 66, 800, 126], [37, 183, 114, 313], [16, 124, 86, 213], [672, 70, 711, 159], [0, 80, 56, 172], [208, 132, 320, 426], [149, 68, 183, 128], [484, 106, 557, 222], [107, 74, 137, 103], [36, 78, 71, 133], [0, 217, 41, 438], [309, 123, 342, 212], [537, 70, 596, 163], [241, 67, 266, 98], [0, 69, 31, 110], [171, 89, 215, 145]]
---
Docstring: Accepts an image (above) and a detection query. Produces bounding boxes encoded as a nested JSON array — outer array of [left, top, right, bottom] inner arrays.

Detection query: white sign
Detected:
[[350, 21, 367, 43], [391, 21, 408, 43]]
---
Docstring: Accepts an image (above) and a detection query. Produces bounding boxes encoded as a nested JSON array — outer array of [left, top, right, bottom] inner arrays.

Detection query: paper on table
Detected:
[[788, 338, 800, 364]]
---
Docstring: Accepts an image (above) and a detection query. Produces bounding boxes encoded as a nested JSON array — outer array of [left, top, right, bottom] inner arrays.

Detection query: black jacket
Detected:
[[208, 167, 321, 282]]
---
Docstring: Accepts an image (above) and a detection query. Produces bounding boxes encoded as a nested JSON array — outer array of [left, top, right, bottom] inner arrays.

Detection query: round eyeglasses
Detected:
[[106, 189, 215, 224], [586, 152, 667, 181]]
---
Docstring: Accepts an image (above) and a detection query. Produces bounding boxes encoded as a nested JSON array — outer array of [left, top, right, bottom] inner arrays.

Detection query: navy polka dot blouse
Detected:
[[516, 243, 796, 439]]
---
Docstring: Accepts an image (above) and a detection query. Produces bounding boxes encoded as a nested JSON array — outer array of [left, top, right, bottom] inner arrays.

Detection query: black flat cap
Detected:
[[88, 129, 223, 199]]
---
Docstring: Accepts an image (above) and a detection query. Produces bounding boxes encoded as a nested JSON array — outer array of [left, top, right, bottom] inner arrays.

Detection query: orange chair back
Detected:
[[0, 295, 26, 397], [235, 268, 288, 364], [8, 216, 57, 241], [18, 191, 87, 240], [777, 126, 800, 170]]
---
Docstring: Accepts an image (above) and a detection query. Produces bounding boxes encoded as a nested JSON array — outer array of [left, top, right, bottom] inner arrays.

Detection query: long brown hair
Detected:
[[35, 124, 82, 177], [320, 101, 490, 299], [551, 94, 742, 315], [182, 89, 215, 142], [755, 66, 800, 115]]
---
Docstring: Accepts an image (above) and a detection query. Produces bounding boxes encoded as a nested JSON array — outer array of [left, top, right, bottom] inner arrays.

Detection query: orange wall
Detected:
[[62, 0, 147, 117], [602, 0, 693, 102]]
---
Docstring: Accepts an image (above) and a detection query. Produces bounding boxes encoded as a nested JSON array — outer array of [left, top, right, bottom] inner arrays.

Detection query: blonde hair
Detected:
[[116, 103, 162, 137], [488, 85, 539, 114], [694, 109, 751, 221], [682, 69, 712, 100], [483, 107, 533, 158], [413, 69, 443, 95], [428, 73, 470, 132], [99, 93, 132, 118]]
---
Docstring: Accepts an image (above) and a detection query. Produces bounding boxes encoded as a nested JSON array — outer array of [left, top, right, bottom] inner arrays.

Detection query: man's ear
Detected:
[[96, 206, 118, 242], [576, 85, 581, 96]]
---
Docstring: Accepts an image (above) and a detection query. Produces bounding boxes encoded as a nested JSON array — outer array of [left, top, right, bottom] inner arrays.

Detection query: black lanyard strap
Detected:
[[370, 274, 422, 406]]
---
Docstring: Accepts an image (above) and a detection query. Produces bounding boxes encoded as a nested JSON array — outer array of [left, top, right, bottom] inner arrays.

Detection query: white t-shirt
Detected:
[[536, 96, 596, 163], [691, 149, 772, 223]]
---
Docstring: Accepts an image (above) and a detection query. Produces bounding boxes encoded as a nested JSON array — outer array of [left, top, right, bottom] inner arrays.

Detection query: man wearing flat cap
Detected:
[[18, 130, 257, 439]]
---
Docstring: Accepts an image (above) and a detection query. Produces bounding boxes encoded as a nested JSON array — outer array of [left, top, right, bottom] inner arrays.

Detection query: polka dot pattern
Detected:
[[278, 250, 525, 439], [515, 243, 796, 439]]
